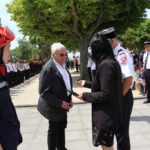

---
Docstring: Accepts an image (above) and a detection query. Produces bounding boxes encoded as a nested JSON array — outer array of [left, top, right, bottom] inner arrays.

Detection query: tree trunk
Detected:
[[39, 43, 51, 61], [79, 39, 89, 79]]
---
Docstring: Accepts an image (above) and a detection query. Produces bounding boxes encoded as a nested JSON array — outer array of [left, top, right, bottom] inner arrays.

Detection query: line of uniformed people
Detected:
[[5, 59, 44, 87]]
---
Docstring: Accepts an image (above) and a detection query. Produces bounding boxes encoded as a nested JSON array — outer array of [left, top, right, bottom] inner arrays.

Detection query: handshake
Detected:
[[67, 80, 85, 100], [67, 89, 79, 97]]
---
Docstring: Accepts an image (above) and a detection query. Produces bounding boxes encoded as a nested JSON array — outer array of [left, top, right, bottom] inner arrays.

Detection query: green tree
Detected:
[[29, 37, 51, 60], [7, 0, 150, 78], [120, 19, 150, 51], [12, 38, 41, 60]]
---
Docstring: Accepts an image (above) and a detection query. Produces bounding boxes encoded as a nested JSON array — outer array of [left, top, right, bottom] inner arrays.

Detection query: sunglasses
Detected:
[[59, 53, 67, 57]]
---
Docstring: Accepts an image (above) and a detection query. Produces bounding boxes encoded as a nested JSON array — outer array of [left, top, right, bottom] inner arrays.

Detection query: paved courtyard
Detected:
[[16, 101, 150, 150], [9, 71, 150, 150]]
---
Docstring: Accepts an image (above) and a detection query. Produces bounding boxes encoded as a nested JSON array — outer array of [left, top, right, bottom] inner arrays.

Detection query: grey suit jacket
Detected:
[[37, 59, 72, 121]]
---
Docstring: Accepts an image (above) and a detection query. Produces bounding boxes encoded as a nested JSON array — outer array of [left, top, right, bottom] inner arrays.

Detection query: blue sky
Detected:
[[0, 0, 150, 49]]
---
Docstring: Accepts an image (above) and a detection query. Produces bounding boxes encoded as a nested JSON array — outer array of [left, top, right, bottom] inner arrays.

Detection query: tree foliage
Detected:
[[12, 38, 41, 60], [120, 19, 150, 51], [7, 0, 150, 78]]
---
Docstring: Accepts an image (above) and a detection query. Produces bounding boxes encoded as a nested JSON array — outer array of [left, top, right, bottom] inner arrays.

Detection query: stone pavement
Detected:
[[16, 101, 150, 150], [9, 71, 150, 150]]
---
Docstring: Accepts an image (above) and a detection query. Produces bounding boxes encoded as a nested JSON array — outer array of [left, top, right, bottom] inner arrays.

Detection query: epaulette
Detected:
[[118, 49, 123, 53], [116, 49, 128, 64], [118, 49, 125, 55]]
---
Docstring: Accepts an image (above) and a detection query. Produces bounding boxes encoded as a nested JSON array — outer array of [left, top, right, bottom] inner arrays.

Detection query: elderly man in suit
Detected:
[[38, 43, 73, 150]]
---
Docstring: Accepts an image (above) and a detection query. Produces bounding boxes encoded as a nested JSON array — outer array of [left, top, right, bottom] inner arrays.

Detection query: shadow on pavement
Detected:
[[131, 116, 150, 123], [10, 89, 24, 95]]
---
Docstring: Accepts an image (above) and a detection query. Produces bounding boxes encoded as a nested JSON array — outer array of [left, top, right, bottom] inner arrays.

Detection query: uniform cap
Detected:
[[144, 41, 150, 45], [0, 26, 15, 48], [100, 27, 116, 39]]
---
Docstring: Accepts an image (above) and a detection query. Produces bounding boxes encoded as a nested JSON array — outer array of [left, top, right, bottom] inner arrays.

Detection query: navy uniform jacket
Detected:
[[0, 64, 22, 146]]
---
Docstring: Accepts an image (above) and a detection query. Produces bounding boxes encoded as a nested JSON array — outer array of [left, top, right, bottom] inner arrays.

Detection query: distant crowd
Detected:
[[66, 56, 80, 72], [131, 51, 146, 95], [5, 59, 45, 87]]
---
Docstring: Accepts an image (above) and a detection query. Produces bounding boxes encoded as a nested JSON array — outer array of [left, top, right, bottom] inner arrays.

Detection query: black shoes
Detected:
[[143, 100, 150, 104]]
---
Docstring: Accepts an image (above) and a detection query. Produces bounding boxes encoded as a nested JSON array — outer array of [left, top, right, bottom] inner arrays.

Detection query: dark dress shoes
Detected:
[[143, 100, 150, 104]]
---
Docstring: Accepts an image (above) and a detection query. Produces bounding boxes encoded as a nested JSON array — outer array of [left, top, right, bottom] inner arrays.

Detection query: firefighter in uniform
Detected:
[[143, 40, 150, 104], [0, 24, 22, 149], [100, 27, 134, 150]]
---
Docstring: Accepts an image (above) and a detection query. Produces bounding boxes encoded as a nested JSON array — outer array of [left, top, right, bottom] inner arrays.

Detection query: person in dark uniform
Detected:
[[0, 25, 22, 149], [143, 40, 150, 103], [37, 42, 73, 150], [77, 34, 123, 150], [101, 27, 134, 150]]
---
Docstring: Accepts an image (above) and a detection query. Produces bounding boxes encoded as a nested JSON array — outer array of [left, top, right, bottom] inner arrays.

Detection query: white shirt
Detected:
[[53, 59, 71, 96], [12, 63, 18, 72], [5, 64, 10, 73], [7, 63, 14, 72], [114, 44, 134, 80], [24, 63, 30, 70], [143, 52, 150, 69], [16, 62, 23, 71], [87, 57, 92, 67], [91, 60, 96, 70]]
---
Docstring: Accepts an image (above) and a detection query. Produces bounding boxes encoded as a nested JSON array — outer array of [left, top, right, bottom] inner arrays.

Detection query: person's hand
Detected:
[[77, 93, 84, 100], [76, 80, 85, 86], [69, 101, 73, 109], [61, 101, 72, 110]]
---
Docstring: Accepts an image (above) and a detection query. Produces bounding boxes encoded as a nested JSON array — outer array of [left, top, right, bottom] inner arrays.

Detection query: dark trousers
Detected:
[[75, 64, 79, 72], [0, 87, 22, 150], [144, 71, 150, 100], [87, 67, 92, 81], [1, 140, 18, 150], [48, 117, 67, 150], [116, 89, 133, 150], [91, 70, 96, 81]]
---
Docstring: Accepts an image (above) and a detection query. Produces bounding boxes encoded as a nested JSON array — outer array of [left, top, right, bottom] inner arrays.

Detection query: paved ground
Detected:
[[9, 71, 150, 150], [16, 101, 150, 150]]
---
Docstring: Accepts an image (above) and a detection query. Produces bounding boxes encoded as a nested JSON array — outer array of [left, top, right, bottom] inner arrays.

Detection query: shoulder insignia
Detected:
[[118, 49, 123, 53], [118, 49, 125, 55], [117, 52, 127, 64]]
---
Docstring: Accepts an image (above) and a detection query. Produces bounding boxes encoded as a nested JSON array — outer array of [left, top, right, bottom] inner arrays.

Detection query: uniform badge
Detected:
[[117, 53, 127, 64]]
